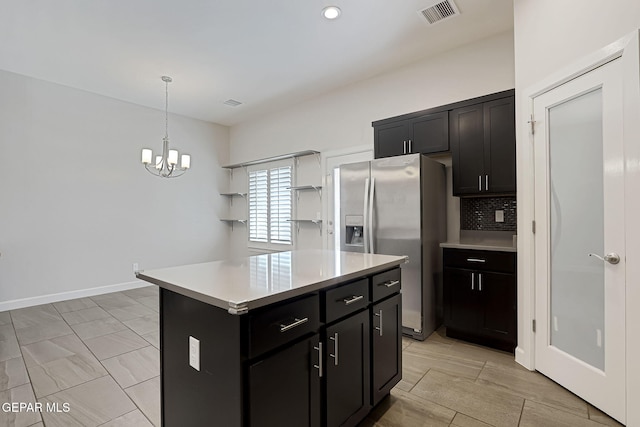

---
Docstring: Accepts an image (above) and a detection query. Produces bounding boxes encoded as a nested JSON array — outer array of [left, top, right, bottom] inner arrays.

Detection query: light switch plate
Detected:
[[495, 210, 505, 223], [189, 336, 200, 371]]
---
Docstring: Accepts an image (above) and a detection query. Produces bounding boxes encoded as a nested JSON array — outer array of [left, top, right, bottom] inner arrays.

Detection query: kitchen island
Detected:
[[136, 249, 406, 427]]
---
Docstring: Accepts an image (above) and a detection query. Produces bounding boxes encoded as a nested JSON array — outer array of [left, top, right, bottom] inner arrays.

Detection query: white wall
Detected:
[[0, 70, 230, 309], [513, 1, 640, 424], [229, 31, 515, 163], [228, 31, 514, 255]]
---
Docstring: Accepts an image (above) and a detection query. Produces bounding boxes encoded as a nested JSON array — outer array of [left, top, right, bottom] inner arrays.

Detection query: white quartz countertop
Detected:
[[136, 250, 407, 314], [439, 241, 517, 252]]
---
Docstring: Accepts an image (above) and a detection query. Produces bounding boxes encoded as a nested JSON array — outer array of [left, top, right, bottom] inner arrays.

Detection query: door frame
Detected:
[[320, 145, 373, 250], [518, 29, 640, 425]]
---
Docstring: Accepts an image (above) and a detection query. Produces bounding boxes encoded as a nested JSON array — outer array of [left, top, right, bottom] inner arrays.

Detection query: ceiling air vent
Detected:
[[223, 99, 243, 107], [418, 0, 460, 24]]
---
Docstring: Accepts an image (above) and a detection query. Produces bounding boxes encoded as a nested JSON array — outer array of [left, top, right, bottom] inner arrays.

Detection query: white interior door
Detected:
[[533, 58, 626, 422], [323, 150, 373, 250]]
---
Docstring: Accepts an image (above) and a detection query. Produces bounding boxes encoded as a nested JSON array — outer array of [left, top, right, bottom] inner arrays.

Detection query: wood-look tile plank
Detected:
[[21, 334, 107, 397], [519, 400, 604, 427], [122, 316, 158, 336], [70, 317, 127, 341], [90, 294, 138, 311], [367, 388, 455, 427], [101, 346, 159, 389], [135, 296, 158, 312], [402, 346, 484, 381], [53, 298, 97, 314], [450, 413, 494, 427], [39, 376, 135, 427], [0, 383, 42, 427], [10, 305, 62, 329], [0, 325, 21, 362], [587, 404, 624, 427], [82, 330, 150, 361], [13, 321, 73, 346], [61, 307, 112, 326], [141, 331, 159, 350], [107, 305, 156, 323], [411, 369, 523, 427], [476, 360, 588, 418], [124, 376, 160, 427], [0, 312, 12, 326], [121, 287, 158, 300], [0, 357, 29, 392], [98, 409, 154, 427]]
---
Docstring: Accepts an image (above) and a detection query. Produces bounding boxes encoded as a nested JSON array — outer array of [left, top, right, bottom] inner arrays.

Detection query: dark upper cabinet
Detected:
[[374, 111, 449, 158], [371, 293, 402, 406], [325, 309, 370, 427], [451, 96, 516, 196]]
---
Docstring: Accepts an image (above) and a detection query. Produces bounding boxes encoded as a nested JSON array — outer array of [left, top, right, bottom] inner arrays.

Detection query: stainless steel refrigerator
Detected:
[[337, 153, 446, 340]]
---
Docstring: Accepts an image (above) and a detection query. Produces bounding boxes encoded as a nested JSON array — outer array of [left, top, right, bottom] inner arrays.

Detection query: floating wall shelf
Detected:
[[220, 219, 247, 231], [222, 150, 320, 169], [287, 219, 322, 234]]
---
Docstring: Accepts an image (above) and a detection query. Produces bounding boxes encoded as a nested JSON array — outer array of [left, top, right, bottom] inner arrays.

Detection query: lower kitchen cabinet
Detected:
[[325, 310, 370, 427], [249, 335, 321, 427], [371, 293, 402, 406], [443, 249, 516, 352]]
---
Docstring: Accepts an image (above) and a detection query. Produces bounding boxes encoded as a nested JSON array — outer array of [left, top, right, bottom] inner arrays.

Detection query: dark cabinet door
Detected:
[[450, 104, 485, 195], [443, 268, 478, 331], [409, 111, 449, 154], [374, 121, 408, 158], [371, 293, 402, 406], [484, 96, 516, 193], [325, 310, 370, 427], [249, 335, 321, 427], [477, 271, 516, 344]]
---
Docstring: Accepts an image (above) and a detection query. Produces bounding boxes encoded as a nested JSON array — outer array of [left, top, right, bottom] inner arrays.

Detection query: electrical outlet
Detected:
[[495, 210, 504, 223], [189, 336, 200, 371], [132, 263, 139, 273]]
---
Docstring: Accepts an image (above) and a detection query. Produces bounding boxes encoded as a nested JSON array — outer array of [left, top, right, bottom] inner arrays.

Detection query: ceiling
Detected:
[[0, 0, 513, 126]]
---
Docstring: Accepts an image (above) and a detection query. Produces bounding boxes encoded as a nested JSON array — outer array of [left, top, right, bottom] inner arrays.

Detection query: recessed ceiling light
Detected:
[[322, 6, 341, 20]]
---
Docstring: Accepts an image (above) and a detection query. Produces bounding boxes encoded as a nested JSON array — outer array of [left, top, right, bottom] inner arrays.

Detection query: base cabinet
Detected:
[[371, 293, 402, 406], [325, 310, 370, 427], [250, 336, 321, 427], [443, 249, 516, 351]]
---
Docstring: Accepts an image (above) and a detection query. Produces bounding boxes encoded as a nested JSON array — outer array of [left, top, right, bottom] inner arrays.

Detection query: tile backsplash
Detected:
[[460, 196, 517, 231]]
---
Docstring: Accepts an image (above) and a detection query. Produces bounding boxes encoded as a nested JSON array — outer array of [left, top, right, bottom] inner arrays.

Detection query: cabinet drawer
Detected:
[[371, 268, 401, 302], [249, 294, 320, 358], [323, 279, 369, 324], [443, 248, 515, 274]]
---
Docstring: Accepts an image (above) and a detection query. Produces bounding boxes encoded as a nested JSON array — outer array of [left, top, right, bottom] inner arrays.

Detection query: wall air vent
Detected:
[[223, 99, 243, 107], [418, 0, 460, 24]]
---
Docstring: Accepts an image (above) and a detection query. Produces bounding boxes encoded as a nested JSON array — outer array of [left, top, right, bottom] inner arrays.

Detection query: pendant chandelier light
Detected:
[[141, 76, 190, 178]]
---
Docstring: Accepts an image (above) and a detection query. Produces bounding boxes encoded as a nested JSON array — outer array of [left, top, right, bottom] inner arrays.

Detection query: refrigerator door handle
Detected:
[[368, 177, 375, 253], [363, 178, 370, 253]]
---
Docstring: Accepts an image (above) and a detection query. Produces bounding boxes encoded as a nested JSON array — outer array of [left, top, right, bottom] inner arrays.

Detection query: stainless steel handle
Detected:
[[589, 252, 621, 265], [485, 175, 489, 191], [363, 178, 370, 253], [279, 317, 308, 332], [374, 310, 383, 336], [313, 342, 323, 377], [343, 295, 364, 305], [368, 177, 375, 253], [382, 280, 400, 288], [471, 272, 475, 290], [403, 140, 407, 154], [478, 273, 482, 291], [329, 332, 339, 366], [466, 258, 486, 263], [408, 139, 412, 153], [478, 176, 482, 191]]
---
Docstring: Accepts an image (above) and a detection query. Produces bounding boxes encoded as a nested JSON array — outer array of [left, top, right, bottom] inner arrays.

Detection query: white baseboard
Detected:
[[0, 280, 150, 312]]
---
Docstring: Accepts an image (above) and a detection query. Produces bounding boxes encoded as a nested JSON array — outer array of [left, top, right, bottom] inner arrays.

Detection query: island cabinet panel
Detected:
[[161, 289, 245, 427], [371, 293, 402, 406], [155, 259, 404, 427], [249, 335, 321, 427], [325, 309, 371, 427]]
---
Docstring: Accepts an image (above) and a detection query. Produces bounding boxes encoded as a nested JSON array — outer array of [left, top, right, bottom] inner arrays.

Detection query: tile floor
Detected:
[[0, 287, 623, 427]]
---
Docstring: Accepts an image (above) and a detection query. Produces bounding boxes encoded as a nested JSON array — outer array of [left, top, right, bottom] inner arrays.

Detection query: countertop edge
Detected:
[[439, 242, 517, 253], [136, 256, 406, 314]]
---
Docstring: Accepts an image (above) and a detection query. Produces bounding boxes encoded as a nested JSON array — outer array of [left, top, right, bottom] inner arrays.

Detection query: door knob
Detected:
[[588, 252, 620, 265]]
